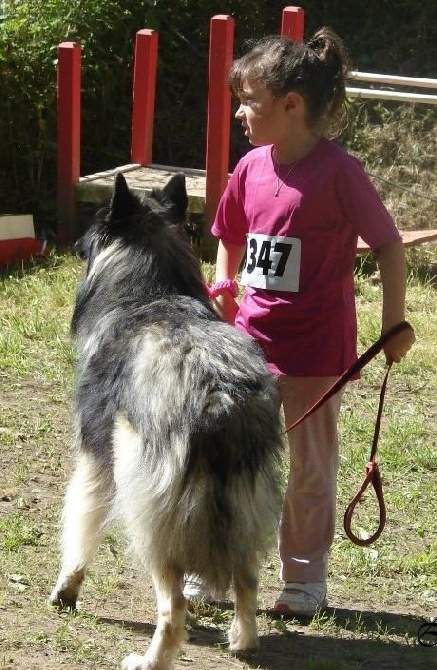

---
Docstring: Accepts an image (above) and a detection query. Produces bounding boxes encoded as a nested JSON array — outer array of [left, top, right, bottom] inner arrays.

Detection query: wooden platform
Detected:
[[76, 163, 207, 214], [76, 163, 437, 253]]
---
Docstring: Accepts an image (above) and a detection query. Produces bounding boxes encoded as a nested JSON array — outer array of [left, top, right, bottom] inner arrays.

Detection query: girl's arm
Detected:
[[214, 239, 246, 324], [375, 238, 416, 362]]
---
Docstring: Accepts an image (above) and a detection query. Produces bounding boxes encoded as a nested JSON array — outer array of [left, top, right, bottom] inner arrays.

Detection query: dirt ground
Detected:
[[0, 379, 434, 670]]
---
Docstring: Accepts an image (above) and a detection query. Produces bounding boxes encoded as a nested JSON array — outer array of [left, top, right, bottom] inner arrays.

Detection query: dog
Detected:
[[50, 172, 283, 670]]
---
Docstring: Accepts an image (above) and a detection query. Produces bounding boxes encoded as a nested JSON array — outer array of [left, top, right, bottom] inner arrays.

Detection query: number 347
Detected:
[[246, 238, 292, 276]]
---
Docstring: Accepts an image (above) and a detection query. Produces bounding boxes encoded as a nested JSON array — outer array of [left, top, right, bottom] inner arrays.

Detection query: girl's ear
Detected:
[[284, 91, 305, 114]]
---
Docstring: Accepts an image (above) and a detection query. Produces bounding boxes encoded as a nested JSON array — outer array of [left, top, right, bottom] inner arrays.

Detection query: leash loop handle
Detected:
[[343, 362, 391, 546], [343, 460, 386, 546]]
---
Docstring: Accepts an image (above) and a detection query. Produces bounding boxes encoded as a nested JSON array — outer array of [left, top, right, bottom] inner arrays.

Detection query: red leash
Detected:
[[284, 320, 414, 546]]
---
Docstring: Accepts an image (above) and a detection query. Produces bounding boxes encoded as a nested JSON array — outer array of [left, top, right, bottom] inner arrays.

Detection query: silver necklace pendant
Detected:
[[273, 157, 299, 197]]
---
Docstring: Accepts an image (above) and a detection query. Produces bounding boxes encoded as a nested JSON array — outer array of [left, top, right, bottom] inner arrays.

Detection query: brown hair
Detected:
[[229, 27, 350, 135]]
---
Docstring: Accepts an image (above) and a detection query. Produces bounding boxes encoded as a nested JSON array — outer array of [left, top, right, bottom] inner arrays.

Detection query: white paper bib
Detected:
[[240, 233, 301, 292]]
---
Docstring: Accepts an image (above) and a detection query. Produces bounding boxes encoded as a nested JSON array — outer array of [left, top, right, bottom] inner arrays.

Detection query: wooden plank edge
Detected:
[[75, 180, 206, 214], [358, 230, 437, 253]]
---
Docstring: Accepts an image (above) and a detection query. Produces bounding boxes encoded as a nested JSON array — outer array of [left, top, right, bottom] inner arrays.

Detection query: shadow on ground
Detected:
[[98, 605, 433, 670]]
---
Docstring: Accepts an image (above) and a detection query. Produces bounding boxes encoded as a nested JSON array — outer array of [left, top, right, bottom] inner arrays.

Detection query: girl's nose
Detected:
[[235, 104, 244, 119]]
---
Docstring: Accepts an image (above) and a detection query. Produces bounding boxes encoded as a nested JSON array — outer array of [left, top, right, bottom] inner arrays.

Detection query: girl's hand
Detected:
[[382, 324, 416, 364], [213, 240, 246, 324], [213, 295, 239, 324]]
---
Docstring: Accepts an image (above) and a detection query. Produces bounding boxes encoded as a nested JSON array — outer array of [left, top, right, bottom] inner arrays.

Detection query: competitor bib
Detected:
[[240, 233, 301, 292]]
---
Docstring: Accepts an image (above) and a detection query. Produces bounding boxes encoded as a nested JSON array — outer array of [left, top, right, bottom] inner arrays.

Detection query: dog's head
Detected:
[[72, 170, 210, 320], [75, 172, 189, 265]]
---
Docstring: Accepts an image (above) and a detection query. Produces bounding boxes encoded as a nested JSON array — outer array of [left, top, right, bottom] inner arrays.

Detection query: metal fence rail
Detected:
[[347, 71, 437, 104]]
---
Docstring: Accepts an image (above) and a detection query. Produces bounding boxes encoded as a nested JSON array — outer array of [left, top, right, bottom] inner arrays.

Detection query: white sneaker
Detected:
[[182, 574, 214, 603], [274, 582, 327, 616]]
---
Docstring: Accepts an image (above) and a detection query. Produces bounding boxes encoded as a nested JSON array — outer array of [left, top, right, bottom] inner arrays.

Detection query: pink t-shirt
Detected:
[[211, 139, 401, 376]]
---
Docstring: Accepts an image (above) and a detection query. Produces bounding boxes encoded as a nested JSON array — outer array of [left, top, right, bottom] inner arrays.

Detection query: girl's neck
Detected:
[[272, 132, 320, 165]]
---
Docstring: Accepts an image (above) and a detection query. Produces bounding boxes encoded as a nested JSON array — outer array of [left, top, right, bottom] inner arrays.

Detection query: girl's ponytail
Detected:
[[305, 27, 349, 124]]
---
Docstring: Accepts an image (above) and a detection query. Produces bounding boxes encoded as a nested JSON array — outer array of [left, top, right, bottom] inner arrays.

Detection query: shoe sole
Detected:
[[273, 599, 327, 617]]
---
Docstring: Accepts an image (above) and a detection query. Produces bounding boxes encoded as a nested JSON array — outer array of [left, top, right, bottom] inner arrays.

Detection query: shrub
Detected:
[[0, 0, 150, 232]]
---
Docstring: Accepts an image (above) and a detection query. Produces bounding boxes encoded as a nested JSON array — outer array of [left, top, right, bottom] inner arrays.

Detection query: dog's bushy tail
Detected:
[[112, 381, 282, 596]]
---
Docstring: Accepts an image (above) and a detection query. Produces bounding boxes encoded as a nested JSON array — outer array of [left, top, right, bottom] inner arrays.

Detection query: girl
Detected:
[[185, 28, 415, 616]]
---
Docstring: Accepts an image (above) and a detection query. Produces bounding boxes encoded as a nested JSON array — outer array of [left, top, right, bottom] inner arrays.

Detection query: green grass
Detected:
[[0, 249, 436, 669], [0, 250, 77, 384], [0, 514, 41, 551]]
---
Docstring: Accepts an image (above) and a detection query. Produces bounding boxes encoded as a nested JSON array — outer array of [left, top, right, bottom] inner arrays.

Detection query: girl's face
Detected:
[[234, 79, 295, 147]]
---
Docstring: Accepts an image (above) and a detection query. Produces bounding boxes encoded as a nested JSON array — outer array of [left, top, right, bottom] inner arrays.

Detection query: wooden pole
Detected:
[[131, 29, 159, 166], [205, 15, 234, 227], [57, 42, 81, 245], [281, 6, 305, 41]]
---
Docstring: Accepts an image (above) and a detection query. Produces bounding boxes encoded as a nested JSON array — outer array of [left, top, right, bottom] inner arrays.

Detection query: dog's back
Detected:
[[109, 303, 282, 596]]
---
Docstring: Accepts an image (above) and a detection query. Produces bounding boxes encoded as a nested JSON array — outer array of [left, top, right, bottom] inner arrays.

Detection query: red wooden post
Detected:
[[131, 29, 159, 166], [57, 42, 81, 245], [205, 15, 235, 225], [281, 6, 305, 41]]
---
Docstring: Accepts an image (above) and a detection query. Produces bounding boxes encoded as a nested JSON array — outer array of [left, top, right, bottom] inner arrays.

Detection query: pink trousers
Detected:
[[277, 376, 344, 583]]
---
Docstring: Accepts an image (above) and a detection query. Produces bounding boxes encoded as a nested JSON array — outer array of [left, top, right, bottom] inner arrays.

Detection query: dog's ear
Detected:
[[109, 173, 136, 222], [162, 173, 189, 221], [74, 233, 89, 261]]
